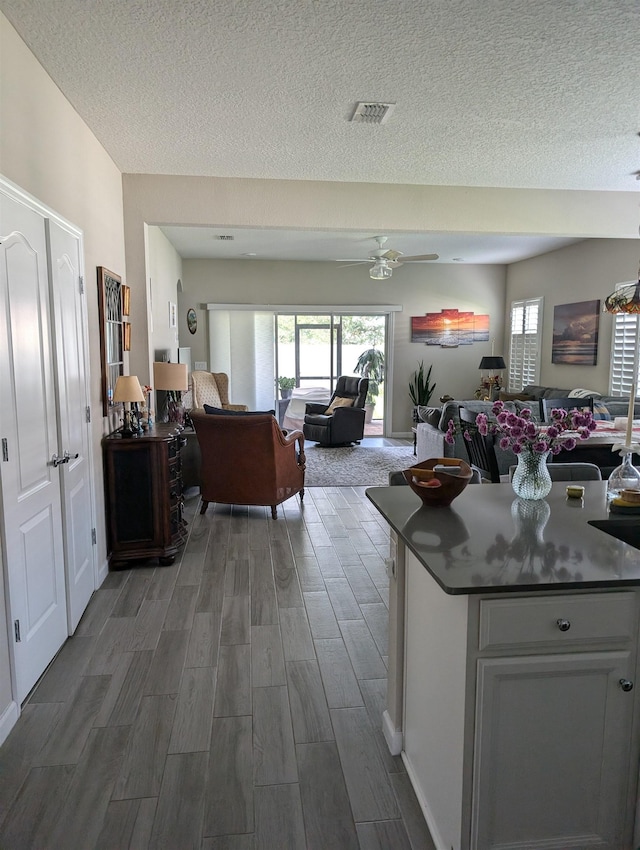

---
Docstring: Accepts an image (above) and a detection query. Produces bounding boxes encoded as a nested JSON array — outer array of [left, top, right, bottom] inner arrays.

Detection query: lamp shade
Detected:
[[153, 361, 188, 391], [604, 279, 640, 314], [112, 375, 145, 403], [478, 356, 506, 370]]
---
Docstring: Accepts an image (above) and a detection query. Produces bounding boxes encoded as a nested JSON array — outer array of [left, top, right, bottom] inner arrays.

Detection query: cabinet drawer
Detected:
[[478, 592, 637, 651]]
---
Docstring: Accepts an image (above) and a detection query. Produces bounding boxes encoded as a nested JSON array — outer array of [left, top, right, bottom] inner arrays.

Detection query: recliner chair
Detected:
[[303, 376, 369, 446]]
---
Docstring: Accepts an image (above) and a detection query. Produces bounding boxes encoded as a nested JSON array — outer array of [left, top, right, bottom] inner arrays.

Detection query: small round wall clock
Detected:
[[186, 307, 197, 335]]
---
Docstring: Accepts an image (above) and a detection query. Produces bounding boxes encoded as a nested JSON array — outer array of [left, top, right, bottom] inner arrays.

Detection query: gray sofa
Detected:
[[415, 385, 640, 477]]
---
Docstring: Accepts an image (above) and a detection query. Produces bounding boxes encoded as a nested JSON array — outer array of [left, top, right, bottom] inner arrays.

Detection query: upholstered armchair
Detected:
[[191, 411, 305, 519], [303, 376, 369, 446], [189, 371, 248, 412]]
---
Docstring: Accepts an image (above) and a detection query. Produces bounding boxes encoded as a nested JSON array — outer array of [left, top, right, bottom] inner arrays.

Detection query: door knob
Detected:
[[50, 453, 68, 467], [64, 450, 79, 461]]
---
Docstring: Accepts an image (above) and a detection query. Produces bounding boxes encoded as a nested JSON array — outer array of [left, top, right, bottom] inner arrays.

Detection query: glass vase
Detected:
[[607, 448, 640, 499], [511, 449, 552, 500]]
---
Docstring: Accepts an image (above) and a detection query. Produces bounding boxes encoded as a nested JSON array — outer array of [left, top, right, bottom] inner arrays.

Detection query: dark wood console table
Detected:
[[103, 424, 188, 567]]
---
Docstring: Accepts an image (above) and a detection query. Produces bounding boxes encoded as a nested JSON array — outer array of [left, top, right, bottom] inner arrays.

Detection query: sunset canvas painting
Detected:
[[412, 309, 489, 347]]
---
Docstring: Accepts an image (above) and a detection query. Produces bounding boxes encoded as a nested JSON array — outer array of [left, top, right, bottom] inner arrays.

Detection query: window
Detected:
[[609, 282, 639, 395], [508, 297, 543, 391]]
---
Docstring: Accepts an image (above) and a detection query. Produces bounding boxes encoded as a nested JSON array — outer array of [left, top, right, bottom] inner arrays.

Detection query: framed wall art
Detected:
[[169, 301, 177, 329], [551, 300, 600, 365], [97, 266, 124, 416]]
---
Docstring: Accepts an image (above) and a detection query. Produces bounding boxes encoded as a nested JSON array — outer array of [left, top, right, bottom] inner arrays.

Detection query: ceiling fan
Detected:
[[337, 236, 439, 279]]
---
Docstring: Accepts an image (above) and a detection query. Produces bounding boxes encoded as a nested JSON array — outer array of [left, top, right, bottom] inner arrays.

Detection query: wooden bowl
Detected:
[[402, 458, 473, 507]]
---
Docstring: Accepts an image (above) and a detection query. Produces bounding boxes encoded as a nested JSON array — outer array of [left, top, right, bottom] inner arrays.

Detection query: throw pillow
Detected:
[[417, 406, 442, 427], [203, 405, 275, 416], [592, 401, 611, 420], [568, 388, 602, 398], [326, 396, 354, 414]]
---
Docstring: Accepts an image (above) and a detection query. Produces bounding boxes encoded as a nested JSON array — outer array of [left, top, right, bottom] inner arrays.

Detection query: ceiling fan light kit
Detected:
[[370, 260, 393, 280]]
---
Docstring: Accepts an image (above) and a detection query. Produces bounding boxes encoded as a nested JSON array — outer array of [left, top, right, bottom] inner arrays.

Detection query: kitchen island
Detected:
[[366, 481, 640, 850]]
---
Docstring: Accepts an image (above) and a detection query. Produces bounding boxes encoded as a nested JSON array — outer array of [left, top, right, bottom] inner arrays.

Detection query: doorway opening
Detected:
[[275, 313, 386, 435]]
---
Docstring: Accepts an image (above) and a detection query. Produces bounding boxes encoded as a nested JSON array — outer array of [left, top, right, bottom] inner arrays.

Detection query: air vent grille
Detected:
[[351, 102, 396, 125], [214, 235, 235, 241]]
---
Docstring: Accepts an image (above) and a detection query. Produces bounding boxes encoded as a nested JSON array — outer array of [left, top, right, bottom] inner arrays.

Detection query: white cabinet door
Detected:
[[0, 194, 67, 703], [471, 651, 635, 850], [46, 220, 95, 632]]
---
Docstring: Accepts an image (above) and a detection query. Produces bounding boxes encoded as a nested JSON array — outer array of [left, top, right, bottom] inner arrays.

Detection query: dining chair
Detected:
[[459, 407, 502, 483], [540, 396, 594, 423]]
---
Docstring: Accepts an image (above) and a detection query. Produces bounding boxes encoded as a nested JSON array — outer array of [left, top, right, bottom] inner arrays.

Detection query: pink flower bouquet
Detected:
[[445, 400, 596, 456]]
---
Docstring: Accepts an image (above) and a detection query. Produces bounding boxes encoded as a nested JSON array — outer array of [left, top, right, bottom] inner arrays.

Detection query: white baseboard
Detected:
[[97, 557, 109, 587], [0, 699, 19, 747], [402, 752, 450, 850], [382, 709, 403, 755]]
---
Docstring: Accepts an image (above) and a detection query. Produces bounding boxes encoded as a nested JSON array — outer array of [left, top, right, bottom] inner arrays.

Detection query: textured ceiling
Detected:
[[2, 0, 638, 264], [2, 0, 639, 191]]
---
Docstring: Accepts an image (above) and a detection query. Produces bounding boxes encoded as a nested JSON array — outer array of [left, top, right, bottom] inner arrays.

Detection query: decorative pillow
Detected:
[[568, 388, 602, 398], [591, 401, 611, 420], [499, 391, 535, 402], [326, 396, 354, 414], [203, 405, 275, 416], [417, 406, 441, 427]]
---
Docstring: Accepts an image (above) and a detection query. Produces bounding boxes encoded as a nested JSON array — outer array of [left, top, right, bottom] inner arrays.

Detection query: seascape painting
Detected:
[[411, 309, 489, 347], [551, 299, 600, 365]]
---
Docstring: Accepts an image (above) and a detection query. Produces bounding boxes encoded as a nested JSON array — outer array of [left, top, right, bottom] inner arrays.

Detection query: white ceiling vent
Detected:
[[214, 234, 235, 240], [351, 102, 396, 125]]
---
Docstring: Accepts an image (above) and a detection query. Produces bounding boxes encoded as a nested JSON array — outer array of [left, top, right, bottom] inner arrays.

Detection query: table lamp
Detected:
[[478, 356, 506, 399], [153, 361, 189, 425], [603, 277, 640, 496], [112, 375, 145, 437]]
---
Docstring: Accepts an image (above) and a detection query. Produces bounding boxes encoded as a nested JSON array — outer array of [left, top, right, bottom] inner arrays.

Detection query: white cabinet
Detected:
[[401, 550, 640, 850]]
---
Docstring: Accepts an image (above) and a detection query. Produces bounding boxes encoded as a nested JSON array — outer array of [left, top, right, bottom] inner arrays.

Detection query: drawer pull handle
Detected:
[[620, 678, 634, 692], [556, 618, 571, 632]]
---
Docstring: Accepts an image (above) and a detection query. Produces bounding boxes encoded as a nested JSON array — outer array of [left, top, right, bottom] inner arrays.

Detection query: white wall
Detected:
[[147, 225, 183, 365], [506, 239, 640, 394], [0, 14, 126, 730], [181, 258, 507, 433]]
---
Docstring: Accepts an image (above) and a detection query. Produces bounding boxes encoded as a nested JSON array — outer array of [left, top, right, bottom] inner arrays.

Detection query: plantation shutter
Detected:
[[609, 285, 639, 395], [508, 297, 543, 391]]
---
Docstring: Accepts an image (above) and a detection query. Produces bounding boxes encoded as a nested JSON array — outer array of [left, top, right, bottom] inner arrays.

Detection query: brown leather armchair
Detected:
[[191, 411, 305, 519]]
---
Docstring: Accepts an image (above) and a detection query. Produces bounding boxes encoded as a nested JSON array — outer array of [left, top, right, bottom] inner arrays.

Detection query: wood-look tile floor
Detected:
[[0, 484, 436, 850]]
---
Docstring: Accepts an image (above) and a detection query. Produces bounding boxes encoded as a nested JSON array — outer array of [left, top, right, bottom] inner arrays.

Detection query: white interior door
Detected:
[[0, 193, 67, 703], [46, 219, 96, 632]]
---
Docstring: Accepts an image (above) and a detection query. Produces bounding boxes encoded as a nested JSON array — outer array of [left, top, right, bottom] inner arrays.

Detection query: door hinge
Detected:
[[86, 405, 91, 423], [91, 528, 97, 545], [79, 275, 84, 294], [1, 438, 8, 462], [14, 620, 20, 642]]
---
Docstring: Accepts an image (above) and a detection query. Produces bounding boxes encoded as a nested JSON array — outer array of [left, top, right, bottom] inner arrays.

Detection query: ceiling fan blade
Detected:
[[381, 249, 403, 261], [396, 253, 439, 263], [336, 260, 371, 268]]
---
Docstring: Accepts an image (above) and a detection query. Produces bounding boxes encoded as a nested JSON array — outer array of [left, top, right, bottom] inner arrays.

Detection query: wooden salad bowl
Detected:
[[402, 457, 473, 506]]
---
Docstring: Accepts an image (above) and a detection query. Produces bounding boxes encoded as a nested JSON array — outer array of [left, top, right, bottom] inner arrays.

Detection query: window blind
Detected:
[[609, 284, 639, 396], [508, 297, 543, 391]]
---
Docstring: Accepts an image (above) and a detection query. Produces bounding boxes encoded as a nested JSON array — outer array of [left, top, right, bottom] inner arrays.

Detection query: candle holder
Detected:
[[607, 447, 640, 499]]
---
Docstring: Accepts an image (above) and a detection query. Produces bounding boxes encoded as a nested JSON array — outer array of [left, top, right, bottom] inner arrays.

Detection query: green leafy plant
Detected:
[[409, 361, 436, 406], [277, 376, 296, 391], [354, 348, 385, 405]]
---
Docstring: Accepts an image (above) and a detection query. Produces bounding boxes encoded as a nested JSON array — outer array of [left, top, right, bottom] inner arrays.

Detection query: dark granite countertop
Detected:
[[366, 482, 640, 595]]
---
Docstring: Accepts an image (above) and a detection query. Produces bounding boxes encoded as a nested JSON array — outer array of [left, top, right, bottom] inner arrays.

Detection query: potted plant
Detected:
[[354, 348, 385, 423], [409, 361, 436, 422], [278, 376, 296, 399]]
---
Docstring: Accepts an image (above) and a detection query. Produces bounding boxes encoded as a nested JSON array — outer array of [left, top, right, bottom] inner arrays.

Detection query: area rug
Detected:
[[303, 444, 417, 487]]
